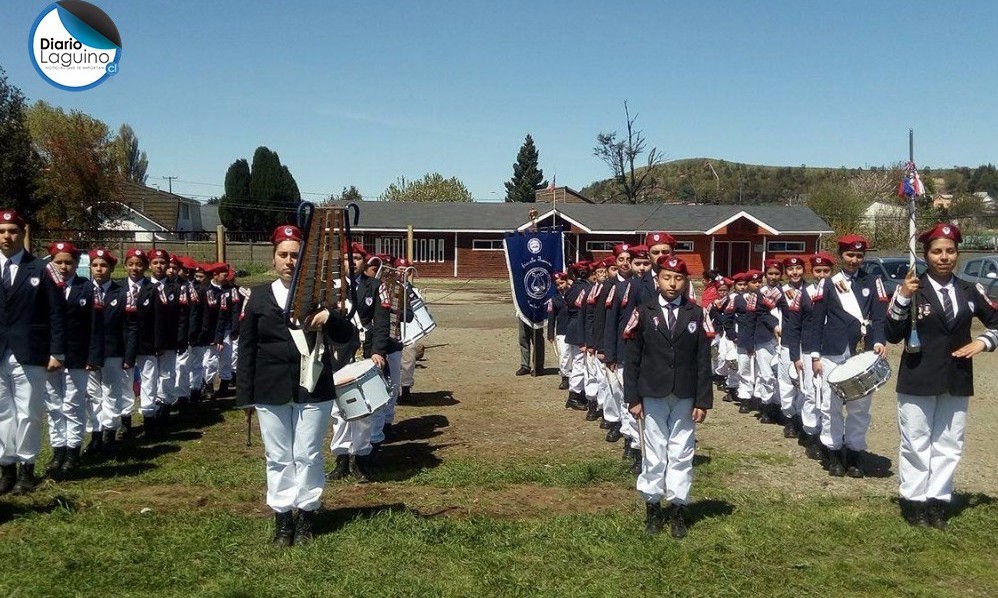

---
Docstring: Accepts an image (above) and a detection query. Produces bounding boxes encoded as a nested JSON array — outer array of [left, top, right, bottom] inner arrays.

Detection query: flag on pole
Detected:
[[896, 161, 926, 199], [547, 176, 556, 191]]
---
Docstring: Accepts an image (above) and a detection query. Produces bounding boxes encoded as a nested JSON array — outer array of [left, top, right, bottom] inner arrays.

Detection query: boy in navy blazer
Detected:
[[624, 255, 712, 538]]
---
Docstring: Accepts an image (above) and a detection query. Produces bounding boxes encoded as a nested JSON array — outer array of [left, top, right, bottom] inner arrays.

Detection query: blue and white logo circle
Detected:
[[527, 238, 542, 254], [524, 267, 551, 300], [29, 1, 121, 91]]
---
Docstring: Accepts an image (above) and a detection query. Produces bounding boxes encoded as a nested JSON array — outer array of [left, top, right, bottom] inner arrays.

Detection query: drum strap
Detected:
[[831, 272, 869, 336], [290, 328, 325, 393]]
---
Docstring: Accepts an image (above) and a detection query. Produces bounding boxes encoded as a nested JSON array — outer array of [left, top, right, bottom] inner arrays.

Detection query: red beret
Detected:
[[350, 241, 366, 256], [394, 257, 413, 268], [0, 209, 26, 228], [147, 248, 170, 262], [612, 243, 632, 256], [747, 270, 763, 282], [271, 224, 303, 245], [169, 253, 184, 265], [721, 277, 734, 286], [644, 231, 676, 247], [125, 248, 148, 263], [47, 240, 81, 259], [809, 253, 835, 267], [629, 244, 650, 259], [193, 261, 207, 273], [569, 261, 590, 274], [553, 272, 568, 282], [88, 248, 117, 267], [837, 234, 869, 253], [918, 222, 962, 246], [731, 272, 745, 282], [782, 256, 804, 268], [763, 259, 783, 272], [656, 255, 689, 276], [594, 258, 610, 270]]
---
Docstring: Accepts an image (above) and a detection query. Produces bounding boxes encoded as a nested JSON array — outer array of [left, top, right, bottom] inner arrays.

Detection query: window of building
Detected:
[[374, 237, 405, 259], [473, 239, 504, 251], [179, 204, 190, 220], [585, 240, 623, 252], [412, 238, 445, 263], [766, 241, 806, 253], [674, 241, 694, 252]]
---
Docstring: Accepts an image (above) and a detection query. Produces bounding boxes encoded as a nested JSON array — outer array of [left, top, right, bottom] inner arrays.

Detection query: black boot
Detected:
[[737, 398, 752, 414], [143, 413, 158, 439], [45, 447, 68, 477], [900, 498, 929, 527], [190, 387, 202, 404], [804, 434, 824, 461], [273, 511, 295, 547], [399, 386, 412, 405], [326, 454, 350, 481], [605, 422, 622, 443], [759, 403, 776, 424], [0, 464, 16, 495], [558, 376, 569, 390], [84, 431, 103, 457], [629, 452, 643, 476], [119, 415, 134, 440], [585, 400, 599, 422], [218, 379, 231, 398], [622, 439, 633, 460], [202, 381, 216, 402], [102, 429, 118, 457], [782, 418, 798, 439], [722, 389, 735, 402], [926, 499, 949, 529], [350, 454, 371, 483], [11, 463, 37, 495], [598, 410, 609, 429], [845, 449, 865, 478], [565, 391, 586, 411], [294, 509, 315, 545], [669, 504, 689, 539], [61, 446, 81, 476], [644, 502, 664, 535], [827, 447, 846, 477]]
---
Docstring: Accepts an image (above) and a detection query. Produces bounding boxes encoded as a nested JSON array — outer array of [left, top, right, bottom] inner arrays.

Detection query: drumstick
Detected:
[[637, 414, 646, 462]]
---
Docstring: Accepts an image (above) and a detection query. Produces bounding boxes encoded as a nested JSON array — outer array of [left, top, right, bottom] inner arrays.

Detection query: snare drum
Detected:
[[333, 359, 390, 420], [826, 351, 892, 402], [402, 291, 437, 346]]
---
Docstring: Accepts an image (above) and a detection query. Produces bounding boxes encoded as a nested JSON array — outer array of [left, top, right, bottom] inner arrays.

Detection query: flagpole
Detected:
[[905, 129, 921, 354]]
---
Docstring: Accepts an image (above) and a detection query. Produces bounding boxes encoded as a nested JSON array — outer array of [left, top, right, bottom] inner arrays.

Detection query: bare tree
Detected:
[[847, 162, 905, 201], [593, 100, 663, 203]]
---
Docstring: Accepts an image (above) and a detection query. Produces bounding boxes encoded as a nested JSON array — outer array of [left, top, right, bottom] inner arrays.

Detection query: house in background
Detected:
[[105, 181, 204, 241]]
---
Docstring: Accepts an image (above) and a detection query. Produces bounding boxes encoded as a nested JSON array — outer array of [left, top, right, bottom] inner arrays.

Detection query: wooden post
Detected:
[[216, 225, 226, 263], [407, 225, 414, 262]]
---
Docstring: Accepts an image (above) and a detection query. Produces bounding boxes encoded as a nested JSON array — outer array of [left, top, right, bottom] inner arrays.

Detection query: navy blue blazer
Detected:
[[806, 270, 887, 356], [62, 276, 104, 369], [97, 280, 135, 360], [0, 251, 66, 366], [546, 292, 568, 339], [563, 280, 590, 347], [603, 276, 655, 367]]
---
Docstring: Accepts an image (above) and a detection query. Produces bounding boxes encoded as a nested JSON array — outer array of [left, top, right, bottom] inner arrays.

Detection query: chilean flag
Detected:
[[897, 161, 926, 198]]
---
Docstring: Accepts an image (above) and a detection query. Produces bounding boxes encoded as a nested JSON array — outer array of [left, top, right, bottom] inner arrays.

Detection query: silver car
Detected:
[[957, 255, 998, 298]]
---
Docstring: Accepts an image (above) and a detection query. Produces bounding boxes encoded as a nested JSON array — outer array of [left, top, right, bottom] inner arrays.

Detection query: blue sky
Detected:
[[2, 1, 996, 203]]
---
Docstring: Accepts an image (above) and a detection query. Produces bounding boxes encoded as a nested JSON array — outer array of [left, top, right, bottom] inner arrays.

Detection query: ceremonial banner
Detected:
[[504, 227, 564, 329]]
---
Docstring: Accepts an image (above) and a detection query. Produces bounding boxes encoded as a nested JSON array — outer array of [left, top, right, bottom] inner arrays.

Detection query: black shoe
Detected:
[[61, 446, 81, 476], [804, 435, 823, 461], [218, 379, 231, 397], [622, 440, 633, 460], [737, 400, 751, 414], [11, 463, 37, 495], [273, 511, 295, 547], [84, 432, 104, 457], [350, 454, 371, 483], [101, 429, 118, 457], [827, 447, 846, 477], [119, 415, 134, 440], [759, 404, 776, 424], [926, 499, 949, 529], [558, 377, 569, 390], [597, 410, 608, 428], [845, 449, 865, 478], [566, 392, 587, 411], [900, 498, 930, 527], [644, 502, 664, 535], [605, 424, 622, 443], [45, 446, 68, 477], [0, 464, 16, 495], [783, 420, 798, 438], [585, 401, 598, 422], [294, 509, 315, 545], [202, 381, 217, 402], [326, 454, 350, 481], [143, 414, 159, 439], [190, 388, 202, 404], [398, 386, 413, 405], [629, 454, 643, 476], [515, 366, 531, 376], [669, 504, 689, 539], [722, 390, 735, 403]]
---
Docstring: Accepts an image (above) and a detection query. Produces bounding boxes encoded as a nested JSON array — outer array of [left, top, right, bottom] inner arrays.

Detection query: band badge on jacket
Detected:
[[917, 302, 932, 320]]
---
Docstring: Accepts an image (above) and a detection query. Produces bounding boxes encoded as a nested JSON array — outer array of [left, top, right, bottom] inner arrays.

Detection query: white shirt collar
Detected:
[[271, 278, 290, 310], [1, 248, 25, 267], [658, 294, 682, 308], [926, 275, 955, 293]]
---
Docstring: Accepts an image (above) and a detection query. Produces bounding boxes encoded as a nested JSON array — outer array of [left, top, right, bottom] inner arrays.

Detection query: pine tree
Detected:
[[218, 158, 251, 230], [504, 134, 547, 202]]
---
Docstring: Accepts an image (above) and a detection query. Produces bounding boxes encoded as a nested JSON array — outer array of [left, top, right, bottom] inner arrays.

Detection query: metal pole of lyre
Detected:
[[527, 207, 545, 376], [905, 129, 922, 354]]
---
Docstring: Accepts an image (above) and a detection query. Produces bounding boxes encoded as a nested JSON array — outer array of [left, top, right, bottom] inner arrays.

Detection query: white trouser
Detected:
[[135, 355, 159, 417], [255, 401, 332, 513], [711, 337, 727, 377], [568, 345, 585, 394], [584, 353, 599, 401], [188, 345, 208, 388], [753, 340, 778, 404], [555, 335, 571, 378], [204, 336, 233, 383], [400, 343, 417, 388], [370, 350, 403, 444], [601, 363, 620, 424], [157, 349, 178, 406], [594, 358, 608, 409], [898, 393, 968, 502], [637, 395, 696, 506], [818, 352, 872, 450], [87, 358, 128, 431], [0, 350, 48, 465], [231, 336, 239, 374], [776, 345, 800, 417], [46, 368, 89, 448], [615, 368, 638, 442], [329, 411, 374, 457], [174, 349, 191, 397], [736, 346, 755, 400], [799, 357, 819, 435]]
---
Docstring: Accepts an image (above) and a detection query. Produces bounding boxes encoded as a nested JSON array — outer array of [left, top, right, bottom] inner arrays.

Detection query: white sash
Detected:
[[830, 272, 868, 335], [289, 328, 325, 394]]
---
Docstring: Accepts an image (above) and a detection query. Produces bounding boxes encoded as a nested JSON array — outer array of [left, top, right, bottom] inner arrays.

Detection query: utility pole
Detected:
[[162, 175, 178, 193]]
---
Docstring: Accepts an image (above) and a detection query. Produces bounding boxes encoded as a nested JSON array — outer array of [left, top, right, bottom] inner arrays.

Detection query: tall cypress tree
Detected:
[[218, 158, 251, 230], [504, 134, 547, 202]]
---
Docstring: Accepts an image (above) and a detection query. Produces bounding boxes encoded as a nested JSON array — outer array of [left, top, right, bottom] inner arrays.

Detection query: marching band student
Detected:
[[185, 260, 209, 405], [200, 263, 230, 401], [120, 248, 151, 439], [791, 253, 834, 460], [238, 224, 355, 547], [214, 264, 240, 398], [582, 258, 610, 421], [720, 274, 746, 401], [886, 223, 998, 528], [809, 235, 888, 478], [604, 246, 654, 471], [44, 242, 103, 477], [359, 254, 382, 359], [645, 231, 675, 268], [591, 257, 617, 427], [396, 258, 421, 404], [171, 255, 193, 412], [0, 210, 66, 495], [145, 249, 182, 430], [563, 261, 592, 411], [594, 248, 631, 439], [370, 259, 415, 449], [729, 271, 758, 413], [86, 248, 133, 458], [624, 255, 712, 538], [547, 272, 571, 391], [708, 277, 734, 392], [775, 257, 807, 438], [756, 262, 786, 425]]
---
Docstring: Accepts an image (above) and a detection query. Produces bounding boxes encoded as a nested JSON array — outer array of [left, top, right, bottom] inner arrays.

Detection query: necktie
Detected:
[[1, 260, 11, 290], [667, 304, 676, 331], [940, 287, 955, 324]]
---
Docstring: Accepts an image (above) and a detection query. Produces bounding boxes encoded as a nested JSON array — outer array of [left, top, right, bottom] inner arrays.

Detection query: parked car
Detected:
[[957, 255, 998, 299], [861, 257, 927, 296]]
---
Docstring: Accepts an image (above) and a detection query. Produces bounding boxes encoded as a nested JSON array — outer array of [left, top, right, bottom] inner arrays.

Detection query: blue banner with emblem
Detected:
[[503, 227, 565, 329]]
